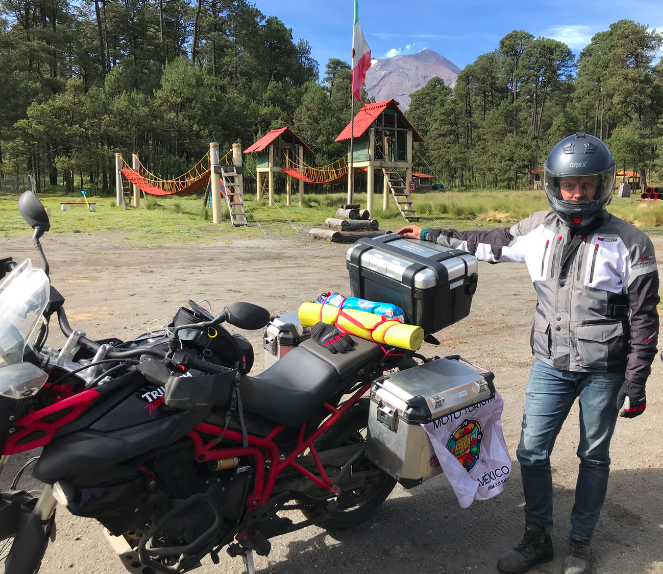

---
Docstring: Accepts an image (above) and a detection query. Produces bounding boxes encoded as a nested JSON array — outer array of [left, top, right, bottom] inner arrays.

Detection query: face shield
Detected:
[[543, 164, 616, 227]]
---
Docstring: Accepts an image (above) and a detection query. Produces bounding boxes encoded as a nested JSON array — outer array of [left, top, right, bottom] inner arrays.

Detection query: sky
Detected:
[[253, 0, 663, 74]]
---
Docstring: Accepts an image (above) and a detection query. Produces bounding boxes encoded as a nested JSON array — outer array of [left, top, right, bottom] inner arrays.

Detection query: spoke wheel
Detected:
[[303, 398, 396, 529]]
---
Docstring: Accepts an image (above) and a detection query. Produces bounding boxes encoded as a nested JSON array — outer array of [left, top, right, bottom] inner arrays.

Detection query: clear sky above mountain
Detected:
[[255, 0, 663, 73]]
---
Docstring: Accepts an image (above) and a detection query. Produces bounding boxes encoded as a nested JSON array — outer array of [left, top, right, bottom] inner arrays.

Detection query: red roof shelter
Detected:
[[335, 99, 424, 220], [245, 127, 313, 156], [244, 126, 314, 207], [335, 99, 423, 143]]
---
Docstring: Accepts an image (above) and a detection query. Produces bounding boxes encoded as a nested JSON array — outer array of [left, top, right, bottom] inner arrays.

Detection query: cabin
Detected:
[[244, 127, 313, 206], [413, 172, 434, 190], [336, 99, 423, 215]]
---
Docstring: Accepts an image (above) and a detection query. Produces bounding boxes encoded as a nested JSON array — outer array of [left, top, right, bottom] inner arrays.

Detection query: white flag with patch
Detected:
[[351, 0, 371, 101], [423, 391, 512, 508]]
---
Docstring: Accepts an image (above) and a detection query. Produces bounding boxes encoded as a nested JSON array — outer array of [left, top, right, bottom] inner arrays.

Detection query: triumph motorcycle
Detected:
[[0, 191, 493, 574]]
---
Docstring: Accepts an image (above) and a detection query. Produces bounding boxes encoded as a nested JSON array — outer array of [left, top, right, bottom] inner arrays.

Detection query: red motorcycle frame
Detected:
[[187, 383, 371, 510]]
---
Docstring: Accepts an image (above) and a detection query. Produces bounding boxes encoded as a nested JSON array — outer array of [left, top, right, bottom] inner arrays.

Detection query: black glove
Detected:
[[311, 322, 355, 354], [616, 379, 646, 418]]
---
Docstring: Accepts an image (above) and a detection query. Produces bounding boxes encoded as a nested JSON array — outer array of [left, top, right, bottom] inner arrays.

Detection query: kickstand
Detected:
[[242, 549, 256, 574]]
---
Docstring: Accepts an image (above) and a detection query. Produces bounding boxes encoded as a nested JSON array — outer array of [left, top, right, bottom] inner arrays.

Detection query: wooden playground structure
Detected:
[[114, 99, 423, 224]]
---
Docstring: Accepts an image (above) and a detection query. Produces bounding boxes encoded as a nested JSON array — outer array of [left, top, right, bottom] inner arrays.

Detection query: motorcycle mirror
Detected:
[[223, 302, 270, 330], [18, 191, 50, 236]]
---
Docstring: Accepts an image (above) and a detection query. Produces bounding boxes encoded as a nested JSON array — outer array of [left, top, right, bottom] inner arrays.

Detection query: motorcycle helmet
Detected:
[[543, 133, 616, 229]]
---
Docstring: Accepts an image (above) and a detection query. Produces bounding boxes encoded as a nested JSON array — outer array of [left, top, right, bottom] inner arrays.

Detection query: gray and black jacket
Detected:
[[426, 210, 659, 385]]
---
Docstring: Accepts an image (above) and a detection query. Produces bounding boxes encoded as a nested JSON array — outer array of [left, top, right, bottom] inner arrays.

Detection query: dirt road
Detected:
[[2, 230, 662, 574]]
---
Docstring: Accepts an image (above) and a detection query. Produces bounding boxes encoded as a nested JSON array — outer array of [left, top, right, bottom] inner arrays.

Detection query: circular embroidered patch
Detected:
[[446, 419, 483, 471]]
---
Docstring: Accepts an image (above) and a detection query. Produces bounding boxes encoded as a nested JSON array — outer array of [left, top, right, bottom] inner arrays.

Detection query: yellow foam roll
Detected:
[[298, 302, 424, 351]]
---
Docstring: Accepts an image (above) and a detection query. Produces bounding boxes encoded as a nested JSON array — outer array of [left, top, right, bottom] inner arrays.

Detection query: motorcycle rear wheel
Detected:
[[303, 398, 396, 529]]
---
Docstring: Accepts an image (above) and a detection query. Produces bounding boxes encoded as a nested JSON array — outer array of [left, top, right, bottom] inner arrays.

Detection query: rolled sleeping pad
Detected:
[[650, 193, 657, 199], [298, 302, 424, 351], [645, 186, 652, 193], [655, 187, 661, 193], [657, 193, 663, 200], [642, 192, 649, 199]]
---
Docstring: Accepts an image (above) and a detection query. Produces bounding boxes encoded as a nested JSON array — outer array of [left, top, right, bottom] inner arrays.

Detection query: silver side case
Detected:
[[366, 357, 494, 487]]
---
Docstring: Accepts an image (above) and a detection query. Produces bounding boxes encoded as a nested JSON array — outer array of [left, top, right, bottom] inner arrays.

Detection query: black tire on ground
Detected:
[[303, 398, 397, 529]]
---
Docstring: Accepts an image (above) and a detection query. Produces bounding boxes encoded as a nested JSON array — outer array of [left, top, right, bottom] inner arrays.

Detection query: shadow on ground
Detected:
[[255, 466, 663, 574]]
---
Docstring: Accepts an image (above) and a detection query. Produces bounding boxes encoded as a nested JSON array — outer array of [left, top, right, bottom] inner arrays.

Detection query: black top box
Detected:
[[346, 235, 479, 335]]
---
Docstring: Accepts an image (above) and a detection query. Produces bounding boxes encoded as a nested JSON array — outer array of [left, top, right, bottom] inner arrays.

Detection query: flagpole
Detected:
[[348, 87, 355, 205]]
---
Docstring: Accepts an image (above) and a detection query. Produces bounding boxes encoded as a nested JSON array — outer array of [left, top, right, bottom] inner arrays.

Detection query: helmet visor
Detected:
[[544, 165, 616, 208]]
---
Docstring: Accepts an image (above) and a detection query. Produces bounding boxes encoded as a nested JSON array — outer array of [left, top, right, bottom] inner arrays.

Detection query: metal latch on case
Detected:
[[377, 403, 398, 432]]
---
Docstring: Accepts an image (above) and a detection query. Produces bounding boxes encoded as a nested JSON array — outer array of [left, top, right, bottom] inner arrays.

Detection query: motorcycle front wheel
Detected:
[[303, 398, 396, 529]]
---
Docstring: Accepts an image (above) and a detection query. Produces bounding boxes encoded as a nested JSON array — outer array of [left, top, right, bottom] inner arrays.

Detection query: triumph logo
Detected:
[[142, 386, 166, 414], [569, 162, 588, 168]]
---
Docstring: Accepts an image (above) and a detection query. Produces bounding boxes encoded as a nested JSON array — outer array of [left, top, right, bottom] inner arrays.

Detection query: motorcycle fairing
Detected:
[[3, 388, 100, 455]]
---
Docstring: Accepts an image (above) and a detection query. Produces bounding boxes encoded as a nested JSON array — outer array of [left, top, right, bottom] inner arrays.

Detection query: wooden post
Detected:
[[210, 142, 223, 224], [256, 171, 262, 202], [298, 145, 304, 208], [115, 153, 123, 207], [268, 144, 274, 206], [383, 136, 389, 211], [367, 127, 375, 218], [132, 154, 140, 208], [232, 142, 244, 203], [406, 130, 413, 191], [286, 174, 291, 206], [383, 171, 390, 211], [367, 167, 374, 218]]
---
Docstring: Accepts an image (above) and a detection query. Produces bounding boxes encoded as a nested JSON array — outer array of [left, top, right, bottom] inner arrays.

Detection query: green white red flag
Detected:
[[352, 0, 371, 102]]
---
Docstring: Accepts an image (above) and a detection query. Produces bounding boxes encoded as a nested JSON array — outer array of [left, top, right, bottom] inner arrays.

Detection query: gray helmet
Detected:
[[543, 133, 616, 229]]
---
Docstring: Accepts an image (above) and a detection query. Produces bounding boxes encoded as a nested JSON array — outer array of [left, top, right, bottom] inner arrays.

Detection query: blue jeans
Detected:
[[516, 359, 624, 540]]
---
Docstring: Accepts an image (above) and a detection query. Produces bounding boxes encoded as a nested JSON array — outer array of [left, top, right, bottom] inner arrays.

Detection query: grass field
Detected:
[[2, 188, 663, 245]]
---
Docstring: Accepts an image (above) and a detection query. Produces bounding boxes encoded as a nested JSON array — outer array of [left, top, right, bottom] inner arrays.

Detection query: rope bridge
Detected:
[[121, 149, 232, 196], [282, 153, 349, 184]]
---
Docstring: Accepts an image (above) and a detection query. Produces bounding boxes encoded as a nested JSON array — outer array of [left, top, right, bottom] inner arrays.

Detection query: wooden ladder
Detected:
[[220, 166, 247, 226], [382, 167, 420, 222]]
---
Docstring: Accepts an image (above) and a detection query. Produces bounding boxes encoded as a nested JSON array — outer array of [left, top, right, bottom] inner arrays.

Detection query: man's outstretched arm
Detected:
[[397, 222, 529, 263]]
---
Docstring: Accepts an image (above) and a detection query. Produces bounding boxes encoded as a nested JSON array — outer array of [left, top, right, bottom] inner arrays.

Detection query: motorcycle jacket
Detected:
[[425, 210, 659, 385]]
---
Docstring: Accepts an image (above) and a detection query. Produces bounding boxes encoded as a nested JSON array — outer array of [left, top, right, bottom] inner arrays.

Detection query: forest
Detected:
[[408, 21, 663, 190], [0, 0, 660, 194]]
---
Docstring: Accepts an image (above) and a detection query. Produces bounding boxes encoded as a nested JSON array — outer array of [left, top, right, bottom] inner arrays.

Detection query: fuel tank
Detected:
[[33, 371, 208, 484]]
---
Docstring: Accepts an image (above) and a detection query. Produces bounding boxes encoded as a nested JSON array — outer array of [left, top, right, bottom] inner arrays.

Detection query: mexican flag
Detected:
[[351, 0, 371, 102]]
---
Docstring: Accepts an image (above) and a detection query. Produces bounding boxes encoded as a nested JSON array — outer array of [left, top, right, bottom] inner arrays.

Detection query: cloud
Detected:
[[385, 48, 401, 58], [405, 43, 416, 52], [544, 25, 594, 49]]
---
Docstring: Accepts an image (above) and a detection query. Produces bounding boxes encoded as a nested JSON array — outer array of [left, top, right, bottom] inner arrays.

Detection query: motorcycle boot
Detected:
[[562, 538, 591, 574], [496, 523, 554, 574]]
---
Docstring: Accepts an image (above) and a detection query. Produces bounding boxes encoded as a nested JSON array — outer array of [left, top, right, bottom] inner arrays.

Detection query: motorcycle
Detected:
[[0, 191, 494, 574]]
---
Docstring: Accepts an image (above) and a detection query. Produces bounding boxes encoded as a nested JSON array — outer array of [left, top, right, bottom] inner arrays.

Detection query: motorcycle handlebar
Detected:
[[186, 357, 233, 376], [56, 307, 165, 359]]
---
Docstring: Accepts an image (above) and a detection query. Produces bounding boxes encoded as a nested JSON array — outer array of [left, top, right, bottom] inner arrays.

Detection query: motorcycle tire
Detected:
[[303, 398, 396, 529], [2, 512, 49, 574]]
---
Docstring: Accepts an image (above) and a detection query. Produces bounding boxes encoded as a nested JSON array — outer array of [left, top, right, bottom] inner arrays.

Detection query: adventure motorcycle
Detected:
[[0, 191, 494, 574]]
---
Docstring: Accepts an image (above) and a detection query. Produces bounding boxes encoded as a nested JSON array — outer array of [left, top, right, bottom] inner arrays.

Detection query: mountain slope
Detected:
[[364, 49, 460, 110]]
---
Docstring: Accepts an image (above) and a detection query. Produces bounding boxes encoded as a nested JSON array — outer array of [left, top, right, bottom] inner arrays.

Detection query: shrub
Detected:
[[144, 197, 160, 210], [436, 201, 448, 214], [418, 202, 433, 215], [170, 201, 183, 214], [200, 206, 210, 221]]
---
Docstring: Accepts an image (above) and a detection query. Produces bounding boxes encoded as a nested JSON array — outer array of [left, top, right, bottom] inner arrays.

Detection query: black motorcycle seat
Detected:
[[297, 338, 383, 379], [237, 338, 382, 428], [238, 347, 339, 427]]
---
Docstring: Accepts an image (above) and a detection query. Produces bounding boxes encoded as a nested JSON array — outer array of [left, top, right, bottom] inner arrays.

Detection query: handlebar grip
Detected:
[[187, 357, 233, 375]]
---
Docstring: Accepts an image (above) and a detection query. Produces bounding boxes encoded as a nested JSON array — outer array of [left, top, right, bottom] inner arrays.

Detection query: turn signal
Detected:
[[53, 481, 75, 506]]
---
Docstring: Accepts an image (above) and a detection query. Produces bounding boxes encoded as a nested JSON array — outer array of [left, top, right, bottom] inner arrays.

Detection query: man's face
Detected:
[[559, 176, 598, 201]]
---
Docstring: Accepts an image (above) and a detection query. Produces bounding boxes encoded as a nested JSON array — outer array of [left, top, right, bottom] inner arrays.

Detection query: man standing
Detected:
[[398, 133, 659, 574]]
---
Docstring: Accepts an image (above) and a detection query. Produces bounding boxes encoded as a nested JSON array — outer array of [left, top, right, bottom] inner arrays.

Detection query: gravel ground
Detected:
[[1, 230, 662, 574]]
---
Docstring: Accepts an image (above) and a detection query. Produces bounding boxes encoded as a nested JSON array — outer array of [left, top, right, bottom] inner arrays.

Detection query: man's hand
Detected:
[[397, 225, 424, 239], [616, 379, 646, 418]]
